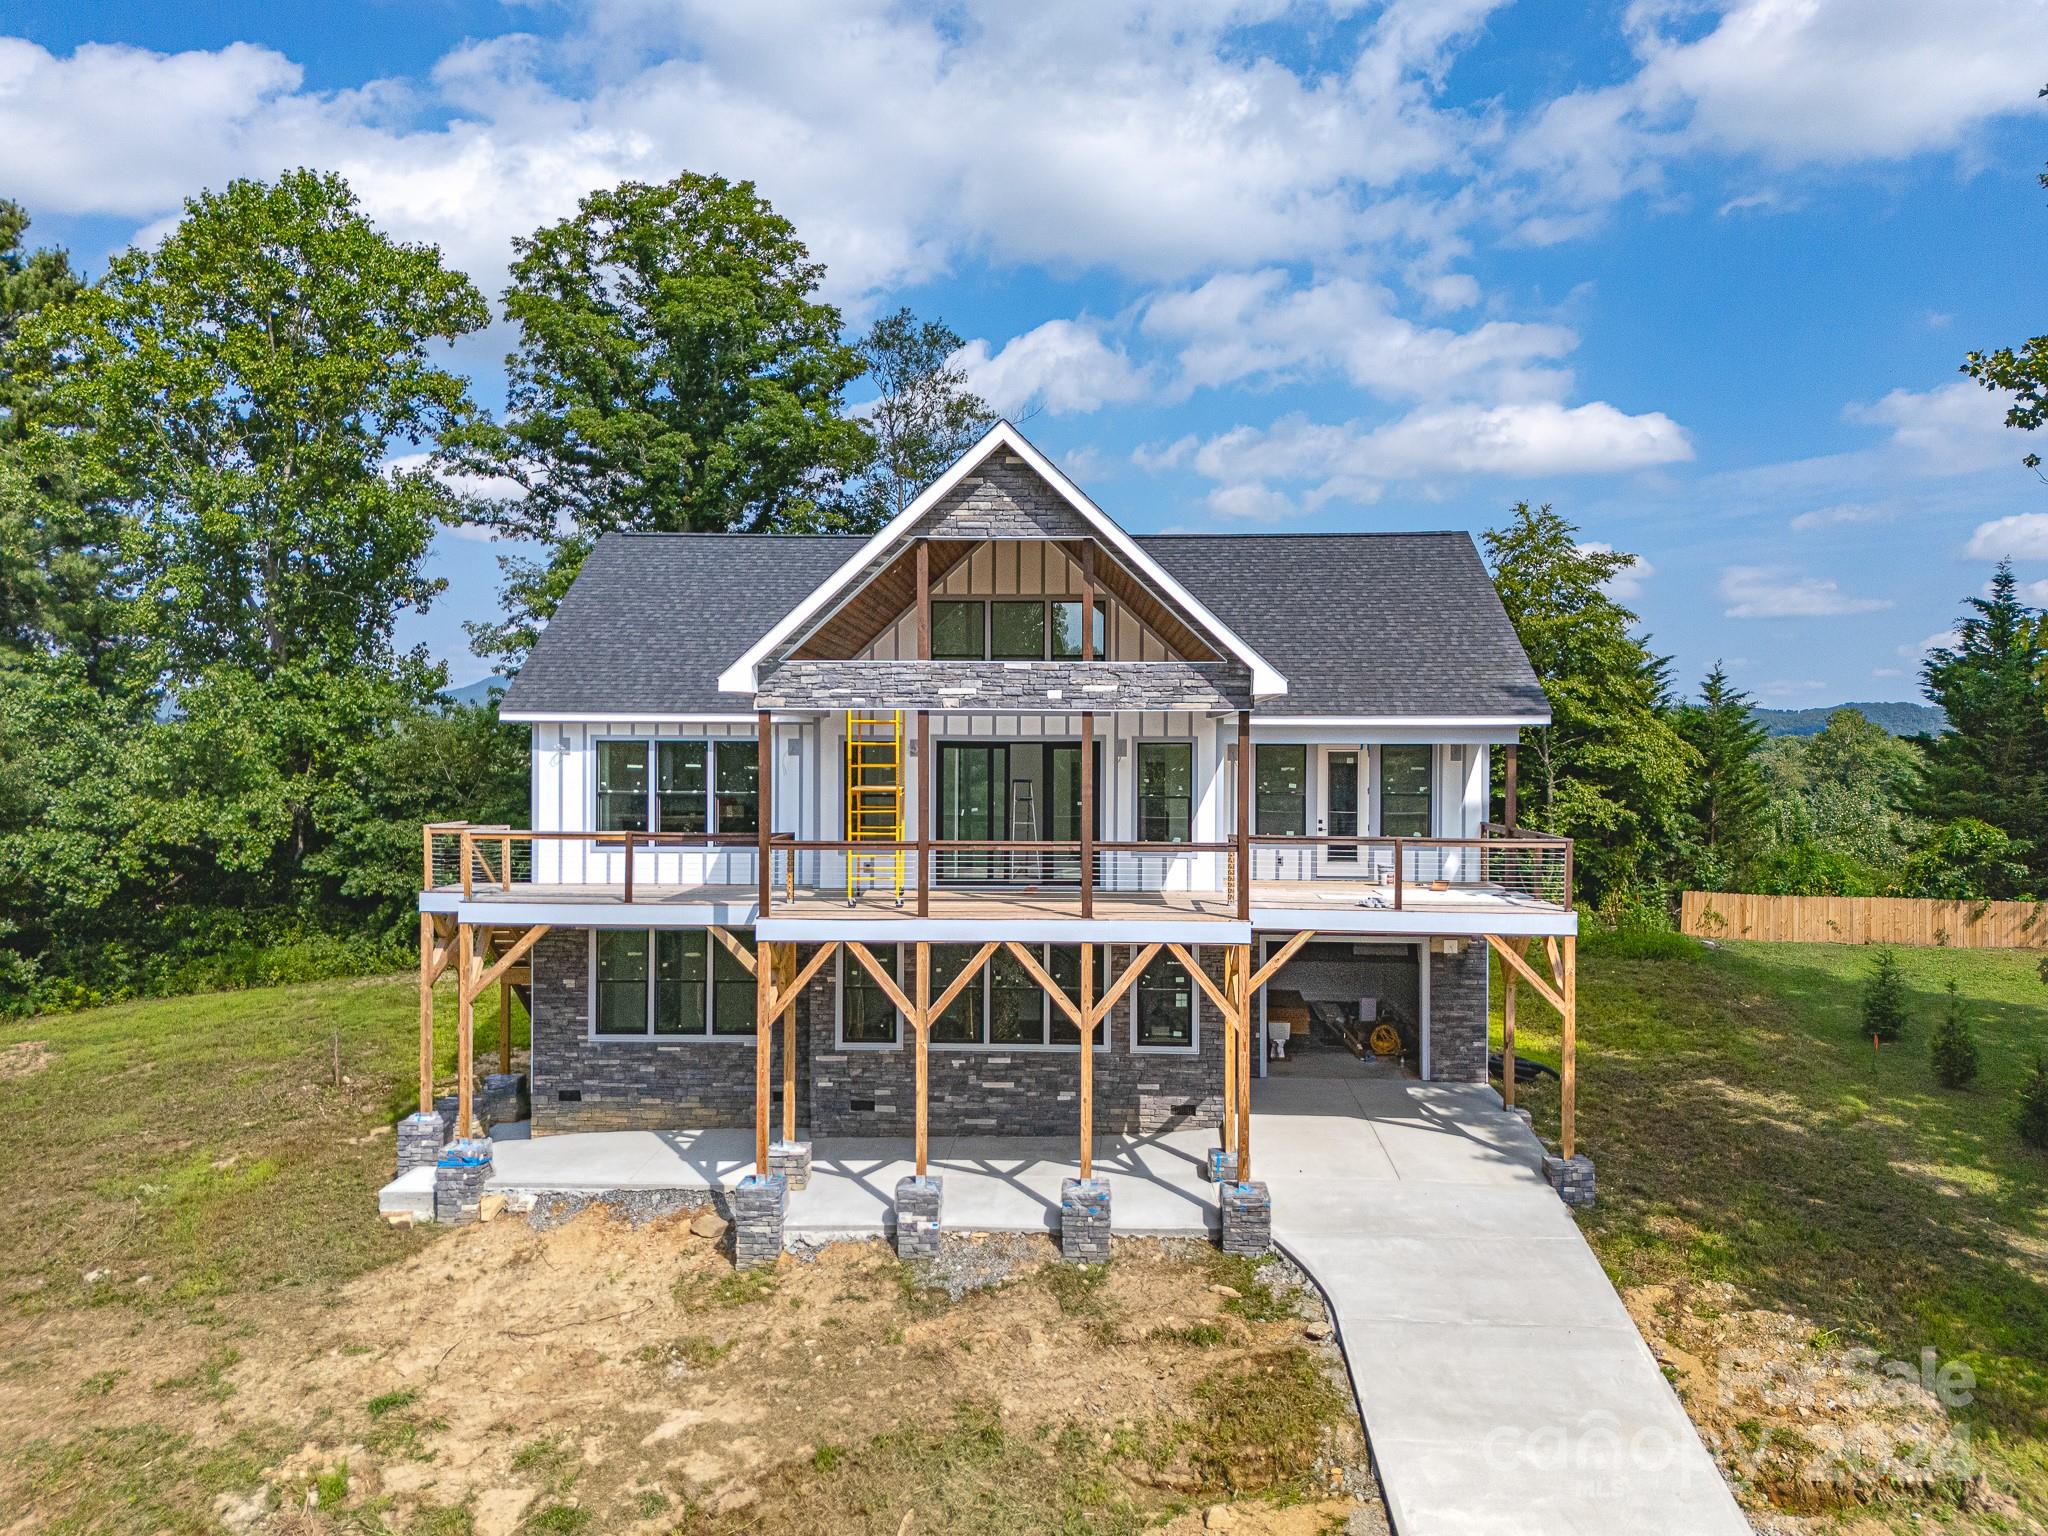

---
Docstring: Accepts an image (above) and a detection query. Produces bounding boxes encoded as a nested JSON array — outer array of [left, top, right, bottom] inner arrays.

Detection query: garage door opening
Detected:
[[1259, 939, 1426, 1078]]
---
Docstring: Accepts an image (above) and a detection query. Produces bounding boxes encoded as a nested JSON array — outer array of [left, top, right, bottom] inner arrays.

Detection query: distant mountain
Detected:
[[441, 675, 508, 709], [1749, 701, 1946, 738]]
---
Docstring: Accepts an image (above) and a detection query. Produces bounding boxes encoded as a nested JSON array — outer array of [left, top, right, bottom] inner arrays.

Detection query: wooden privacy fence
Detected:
[[1681, 891, 2048, 948]]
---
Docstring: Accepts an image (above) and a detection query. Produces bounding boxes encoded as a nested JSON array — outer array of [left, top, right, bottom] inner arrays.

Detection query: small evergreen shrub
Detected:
[[1928, 981, 1980, 1089], [1861, 947, 1908, 1042], [2018, 1056, 2048, 1152]]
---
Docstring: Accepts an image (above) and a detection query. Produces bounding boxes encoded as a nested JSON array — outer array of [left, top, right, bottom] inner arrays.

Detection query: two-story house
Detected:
[[403, 421, 1585, 1256]]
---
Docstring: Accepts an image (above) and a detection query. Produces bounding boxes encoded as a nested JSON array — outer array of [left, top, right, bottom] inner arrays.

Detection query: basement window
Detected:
[[591, 929, 757, 1039], [1131, 948, 1200, 1053], [836, 944, 1108, 1050]]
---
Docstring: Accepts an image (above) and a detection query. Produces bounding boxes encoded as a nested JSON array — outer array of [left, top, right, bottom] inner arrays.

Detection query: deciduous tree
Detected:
[[843, 308, 994, 521]]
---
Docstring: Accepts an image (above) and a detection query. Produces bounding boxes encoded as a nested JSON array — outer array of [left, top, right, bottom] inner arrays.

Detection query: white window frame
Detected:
[[1134, 738, 1196, 845], [585, 928, 757, 1043], [589, 735, 759, 837], [833, 943, 1110, 1053], [1128, 944, 1203, 1056]]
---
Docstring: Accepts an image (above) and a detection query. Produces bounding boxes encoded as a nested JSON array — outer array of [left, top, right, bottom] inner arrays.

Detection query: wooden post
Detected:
[[1080, 712, 1095, 918], [914, 943, 931, 1177], [1220, 948, 1238, 1155], [460, 829, 474, 900], [1080, 542, 1096, 662], [499, 973, 514, 1074], [757, 710, 773, 918], [1504, 743, 1518, 832], [456, 922, 476, 1137], [1079, 943, 1095, 1180], [417, 913, 435, 1115], [1560, 934, 1577, 1160], [1231, 945, 1252, 1181], [1236, 710, 1252, 921], [755, 938, 774, 1175], [917, 709, 931, 919], [778, 944, 799, 1144], [1501, 955, 1517, 1111]]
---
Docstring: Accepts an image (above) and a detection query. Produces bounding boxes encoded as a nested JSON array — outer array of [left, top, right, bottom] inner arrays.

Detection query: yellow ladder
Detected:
[[845, 711, 905, 904]]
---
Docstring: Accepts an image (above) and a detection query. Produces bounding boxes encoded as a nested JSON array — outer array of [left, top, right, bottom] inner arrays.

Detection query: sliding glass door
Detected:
[[936, 741, 1100, 885]]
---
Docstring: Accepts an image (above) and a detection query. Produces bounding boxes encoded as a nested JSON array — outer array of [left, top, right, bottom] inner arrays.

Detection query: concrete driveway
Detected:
[[1255, 1073, 1751, 1536]]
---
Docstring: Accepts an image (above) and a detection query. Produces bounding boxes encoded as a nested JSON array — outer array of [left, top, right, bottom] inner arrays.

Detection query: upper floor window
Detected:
[[1254, 744, 1307, 835], [1379, 745, 1433, 838], [596, 739, 758, 834], [1137, 741, 1194, 843], [922, 598, 1111, 661]]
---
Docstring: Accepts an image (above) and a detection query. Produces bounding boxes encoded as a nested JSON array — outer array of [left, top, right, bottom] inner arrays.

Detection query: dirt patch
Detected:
[[1624, 1279, 2024, 1532], [0, 1211, 1384, 1534], [0, 1042, 48, 1082]]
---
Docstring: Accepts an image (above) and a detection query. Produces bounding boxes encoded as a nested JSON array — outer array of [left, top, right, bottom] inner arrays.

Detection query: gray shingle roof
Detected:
[[500, 529, 1548, 721]]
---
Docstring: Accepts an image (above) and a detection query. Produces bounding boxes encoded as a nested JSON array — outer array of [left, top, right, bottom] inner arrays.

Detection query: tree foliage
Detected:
[[2017, 1054, 2048, 1151], [1674, 661, 1769, 883], [1960, 83, 2048, 474], [1929, 980, 1981, 1090], [1485, 503, 1698, 902], [1862, 947, 1908, 1043], [843, 308, 995, 520], [460, 172, 873, 663]]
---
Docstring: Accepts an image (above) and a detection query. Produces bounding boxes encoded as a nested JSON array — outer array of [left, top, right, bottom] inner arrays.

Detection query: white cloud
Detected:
[[1789, 502, 1887, 531], [1754, 678, 1827, 700], [952, 320, 1151, 418], [1190, 399, 1692, 507], [2023, 580, 2048, 606], [1580, 541, 1654, 600], [1965, 512, 2048, 560], [386, 450, 528, 540], [1719, 566, 1892, 619], [1899, 629, 1959, 659], [1131, 434, 1199, 473], [1844, 379, 2018, 474], [1870, 666, 1904, 679]]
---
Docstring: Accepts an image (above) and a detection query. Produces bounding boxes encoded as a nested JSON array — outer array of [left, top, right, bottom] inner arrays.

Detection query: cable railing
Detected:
[[424, 823, 1571, 917]]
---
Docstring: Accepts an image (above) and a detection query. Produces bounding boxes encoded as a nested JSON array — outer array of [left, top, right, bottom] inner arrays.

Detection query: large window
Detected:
[[1132, 948, 1200, 1051], [1136, 742, 1194, 843], [1254, 745, 1307, 835], [592, 929, 756, 1038], [836, 945, 1107, 1049], [1378, 745, 1433, 838], [930, 601, 984, 660], [1049, 600, 1107, 660], [596, 739, 757, 834], [990, 601, 1047, 660]]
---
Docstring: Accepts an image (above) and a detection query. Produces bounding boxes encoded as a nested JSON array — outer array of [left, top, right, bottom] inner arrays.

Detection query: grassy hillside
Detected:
[[1500, 937, 2048, 1527]]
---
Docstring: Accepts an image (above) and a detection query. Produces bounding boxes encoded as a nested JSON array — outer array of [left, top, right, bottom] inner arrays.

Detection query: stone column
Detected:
[[396, 1108, 447, 1179], [894, 1174, 942, 1260], [769, 1139, 812, 1191], [1060, 1177, 1111, 1264], [1220, 1180, 1272, 1255], [734, 1172, 787, 1270], [478, 1072, 530, 1129], [1543, 1152, 1596, 1207], [432, 1136, 494, 1225]]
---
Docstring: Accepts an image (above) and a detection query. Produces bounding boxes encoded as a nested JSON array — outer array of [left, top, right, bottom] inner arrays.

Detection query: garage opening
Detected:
[[1260, 938, 1424, 1077]]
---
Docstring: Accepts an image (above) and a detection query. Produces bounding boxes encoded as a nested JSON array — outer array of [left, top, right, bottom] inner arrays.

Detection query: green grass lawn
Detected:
[[1497, 935, 2048, 1526]]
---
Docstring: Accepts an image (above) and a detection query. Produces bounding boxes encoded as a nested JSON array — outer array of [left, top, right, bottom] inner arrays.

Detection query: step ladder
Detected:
[[845, 711, 906, 904], [1009, 779, 1037, 886]]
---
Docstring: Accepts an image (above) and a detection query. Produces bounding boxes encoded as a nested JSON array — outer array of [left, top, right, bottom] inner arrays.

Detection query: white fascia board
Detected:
[[498, 711, 761, 725], [758, 917, 1253, 946], [419, 894, 761, 927], [715, 419, 1290, 699], [1251, 715, 1549, 729], [1248, 907, 1577, 939]]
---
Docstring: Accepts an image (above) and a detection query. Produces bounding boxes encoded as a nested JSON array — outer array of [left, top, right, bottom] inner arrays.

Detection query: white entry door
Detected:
[[1314, 747, 1363, 875]]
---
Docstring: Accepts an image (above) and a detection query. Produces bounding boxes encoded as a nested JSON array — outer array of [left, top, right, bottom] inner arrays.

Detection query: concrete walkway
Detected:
[[1254, 1074, 1750, 1536]]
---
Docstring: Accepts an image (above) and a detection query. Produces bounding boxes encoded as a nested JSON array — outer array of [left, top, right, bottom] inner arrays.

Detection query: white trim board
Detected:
[[716, 420, 1289, 700]]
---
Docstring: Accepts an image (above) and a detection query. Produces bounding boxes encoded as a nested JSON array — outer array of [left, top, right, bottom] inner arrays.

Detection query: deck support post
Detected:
[[1501, 957, 1517, 1112], [776, 943, 799, 1144], [1079, 713, 1095, 919], [1504, 743, 1518, 831], [757, 711, 773, 918], [1235, 711, 1252, 921], [417, 913, 436, 1115], [455, 922, 477, 1137], [754, 935, 773, 1175], [1231, 944, 1252, 1182], [1560, 934, 1576, 1159], [1078, 943, 1094, 1181], [914, 942, 932, 1177], [499, 974, 514, 1075]]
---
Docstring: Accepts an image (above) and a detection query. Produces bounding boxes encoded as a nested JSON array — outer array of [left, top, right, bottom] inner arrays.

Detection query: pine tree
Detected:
[[1675, 661, 1769, 881], [2017, 1055, 2048, 1151], [1928, 980, 1980, 1088], [1918, 563, 2048, 893], [1862, 947, 1908, 1042]]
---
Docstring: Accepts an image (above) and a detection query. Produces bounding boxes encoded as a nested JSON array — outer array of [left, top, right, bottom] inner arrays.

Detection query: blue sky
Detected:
[[3, 1, 2044, 700]]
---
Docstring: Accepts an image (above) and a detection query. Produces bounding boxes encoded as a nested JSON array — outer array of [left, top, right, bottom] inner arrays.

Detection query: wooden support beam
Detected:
[[1561, 934, 1577, 1161], [417, 913, 435, 1115], [929, 941, 1000, 1024], [1167, 942, 1234, 1020], [1504, 743, 1518, 831], [775, 941, 839, 1019], [1079, 942, 1095, 1180], [1080, 541, 1095, 663], [1501, 958, 1517, 1111], [1088, 942, 1160, 1026], [471, 924, 549, 998], [915, 943, 932, 1178], [757, 711, 773, 918], [1236, 711, 1252, 921], [708, 925, 757, 976], [1544, 935, 1564, 992], [1229, 945, 1252, 1181], [999, 941, 1084, 1030], [916, 540, 930, 660], [1079, 711, 1095, 919], [847, 940, 918, 1021], [1485, 934, 1566, 1017], [456, 923, 477, 1136], [1247, 929, 1314, 996], [754, 953, 773, 1173], [500, 975, 514, 1074], [1220, 950, 1237, 1156], [776, 944, 799, 1144]]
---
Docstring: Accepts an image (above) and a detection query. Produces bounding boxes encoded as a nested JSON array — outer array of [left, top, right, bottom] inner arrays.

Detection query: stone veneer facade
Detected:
[[527, 928, 1488, 1134]]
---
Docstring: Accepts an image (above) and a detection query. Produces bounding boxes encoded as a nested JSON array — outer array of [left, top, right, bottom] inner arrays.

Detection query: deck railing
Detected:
[[424, 822, 1571, 918]]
